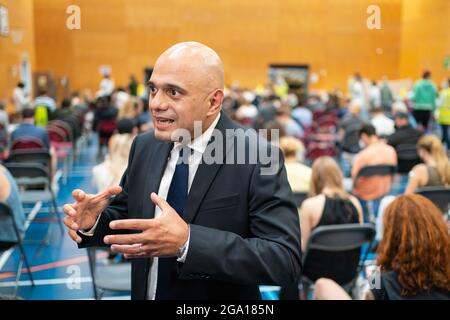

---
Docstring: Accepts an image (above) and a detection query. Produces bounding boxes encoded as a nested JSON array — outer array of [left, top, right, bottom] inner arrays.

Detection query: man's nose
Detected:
[[149, 91, 170, 112]]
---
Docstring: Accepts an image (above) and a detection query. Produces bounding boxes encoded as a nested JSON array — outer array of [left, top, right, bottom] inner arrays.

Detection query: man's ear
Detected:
[[207, 89, 224, 116]]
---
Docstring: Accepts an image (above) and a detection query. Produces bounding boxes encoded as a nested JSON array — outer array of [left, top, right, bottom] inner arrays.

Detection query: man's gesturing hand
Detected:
[[63, 186, 123, 244], [104, 192, 189, 259]]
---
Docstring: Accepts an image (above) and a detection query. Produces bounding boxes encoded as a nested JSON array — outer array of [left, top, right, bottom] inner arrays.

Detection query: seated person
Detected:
[[33, 90, 56, 113], [314, 194, 450, 300], [10, 108, 57, 182], [352, 124, 397, 202], [0, 101, 9, 129], [279, 136, 311, 193], [0, 102, 9, 160], [338, 103, 364, 154], [133, 99, 152, 133], [0, 165, 26, 242], [93, 96, 118, 132], [370, 107, 395, 139], [92, 118, 137, 192], [404, 134, 450, 194], [299, 156, 363, 252], [11, 108, 50, 149], [387, 112, 422, 174], [391, 101, 417, 128], [276, 105, 304, 139], [53, 98, 74, 120]]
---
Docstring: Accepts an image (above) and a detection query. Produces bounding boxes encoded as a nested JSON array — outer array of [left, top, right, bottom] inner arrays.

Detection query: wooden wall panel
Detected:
[[30, 0, 406, 96], [0, 0, 35, 107], [399, 0, 450, 85]]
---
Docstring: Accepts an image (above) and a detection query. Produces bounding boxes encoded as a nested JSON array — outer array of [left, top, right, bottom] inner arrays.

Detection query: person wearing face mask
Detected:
[[62, 42, 301, 300], [351, 124, 397, 221], [387, 112, 423, 174]]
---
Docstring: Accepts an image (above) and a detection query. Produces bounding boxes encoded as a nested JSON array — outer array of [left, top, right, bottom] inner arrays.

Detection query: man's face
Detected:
[[360, 133, 370, 147], [395, 117, 408, 128], [148, 59, 213, 141]]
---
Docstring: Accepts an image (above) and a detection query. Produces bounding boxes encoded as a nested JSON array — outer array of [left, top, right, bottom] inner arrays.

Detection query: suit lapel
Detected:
[[142, 140, 172, 219], [184, 114, 236, 223]]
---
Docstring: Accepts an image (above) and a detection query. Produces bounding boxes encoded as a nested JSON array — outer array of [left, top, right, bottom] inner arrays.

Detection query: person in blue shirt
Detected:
[[10, 108, 57, 183], [11, 108, 50, 149]]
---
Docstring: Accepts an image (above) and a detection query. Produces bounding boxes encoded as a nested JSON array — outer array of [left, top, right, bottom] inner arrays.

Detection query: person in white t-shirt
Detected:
[[370, 107, 395, 138], [99, 74, 115, 97], [12, 82, 30, 113]]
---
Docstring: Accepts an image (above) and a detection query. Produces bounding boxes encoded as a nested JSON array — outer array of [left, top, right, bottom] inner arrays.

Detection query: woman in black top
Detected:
[[313, 194, 450, 300], [299, 156, 363, 284]]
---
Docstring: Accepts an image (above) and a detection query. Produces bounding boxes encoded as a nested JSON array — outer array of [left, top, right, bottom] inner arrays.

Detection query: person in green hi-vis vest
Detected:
[[411, 70, 437, 131]]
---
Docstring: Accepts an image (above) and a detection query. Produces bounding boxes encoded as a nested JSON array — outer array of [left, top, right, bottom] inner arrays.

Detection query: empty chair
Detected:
[[3, 163, 64, 235], [87, 247, 131, 300], [415, 186, 450, 216], [301, 223, 376, 298], [0, 202, 35, 296]]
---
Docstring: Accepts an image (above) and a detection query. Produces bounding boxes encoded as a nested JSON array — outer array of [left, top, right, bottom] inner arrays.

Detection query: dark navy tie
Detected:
[[155, 146, 189, 300]]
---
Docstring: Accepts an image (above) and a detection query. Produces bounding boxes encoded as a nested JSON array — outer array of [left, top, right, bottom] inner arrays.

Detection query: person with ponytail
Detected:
[[404, 134, 450, 194]]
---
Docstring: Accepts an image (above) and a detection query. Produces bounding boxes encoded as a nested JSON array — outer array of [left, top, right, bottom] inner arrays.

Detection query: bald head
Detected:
[[149, 42, 226, 141], [155, 41, 224, 91]]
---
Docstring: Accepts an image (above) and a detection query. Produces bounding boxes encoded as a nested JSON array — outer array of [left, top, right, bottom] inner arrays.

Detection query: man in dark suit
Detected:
[[63, 42, 301, 300]]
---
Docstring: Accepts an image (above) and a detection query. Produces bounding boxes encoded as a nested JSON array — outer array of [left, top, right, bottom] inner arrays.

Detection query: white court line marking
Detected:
[[259, 286, 281, 292], [0, 201, 42, 271], [77, 295, 131, 300], [0, 277, 92, 287]]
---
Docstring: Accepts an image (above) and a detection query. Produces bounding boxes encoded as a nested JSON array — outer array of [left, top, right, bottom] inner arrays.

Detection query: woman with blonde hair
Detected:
[[299, 156, 363, 252], [314, 194, 450, 300], [279, 136, 311, 193], [404, 134, 450, 194], [92, 119, 136, 191], [118, 96, 138, 119]]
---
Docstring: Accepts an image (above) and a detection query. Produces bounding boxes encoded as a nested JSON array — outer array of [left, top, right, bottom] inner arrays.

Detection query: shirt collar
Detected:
[[174, 113, 221, 155]]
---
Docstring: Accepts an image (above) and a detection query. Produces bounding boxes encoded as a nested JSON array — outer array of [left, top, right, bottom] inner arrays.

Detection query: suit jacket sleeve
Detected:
[[178, 150, 302, 286], [77, 137, 137, 248]]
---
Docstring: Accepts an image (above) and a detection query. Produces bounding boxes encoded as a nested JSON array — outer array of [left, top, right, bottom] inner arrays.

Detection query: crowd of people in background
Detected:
[[0, 68, 448, 300]]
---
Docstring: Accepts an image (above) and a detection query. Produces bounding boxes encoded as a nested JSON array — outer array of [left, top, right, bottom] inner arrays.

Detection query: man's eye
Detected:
[[169, 89, 180, 97], [149, 86, 157, 94]]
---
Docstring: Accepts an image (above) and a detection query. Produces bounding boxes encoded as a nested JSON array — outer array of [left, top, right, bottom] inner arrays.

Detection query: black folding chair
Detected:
[[300, 223, 376, 299], [0, 202, 35, 296], [415, 186, 450, 217], [293, 192, 308, 208], [3, 163, 64, 236], [6, 149, 52, 169], [87, 247, 131, 300]]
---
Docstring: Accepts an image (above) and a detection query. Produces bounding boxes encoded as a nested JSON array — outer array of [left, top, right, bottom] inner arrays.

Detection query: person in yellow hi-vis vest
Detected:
[[437, 79, 450, 149], [35, 104, 49, 127]]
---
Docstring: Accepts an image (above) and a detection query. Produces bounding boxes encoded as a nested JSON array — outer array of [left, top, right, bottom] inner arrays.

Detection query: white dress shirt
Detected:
[[81, 113, 221, 300], [146, 113, 220, 299]]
